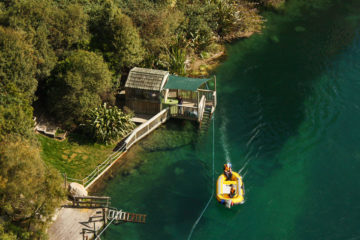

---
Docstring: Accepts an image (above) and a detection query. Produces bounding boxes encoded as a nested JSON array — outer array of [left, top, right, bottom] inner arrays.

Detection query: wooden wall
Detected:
[[126, 99, 160, 115]]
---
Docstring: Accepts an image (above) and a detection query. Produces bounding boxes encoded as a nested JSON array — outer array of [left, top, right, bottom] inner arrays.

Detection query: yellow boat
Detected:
[[216, 171, 245, 208]]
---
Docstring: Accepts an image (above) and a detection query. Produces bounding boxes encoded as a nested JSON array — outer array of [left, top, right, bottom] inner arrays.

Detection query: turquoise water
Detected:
[[98, 0, 360, 239]]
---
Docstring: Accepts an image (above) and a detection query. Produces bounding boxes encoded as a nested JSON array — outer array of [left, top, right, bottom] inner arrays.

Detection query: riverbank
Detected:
[[187, 31, 258, 77], [96, 0, 360, 239], [187, 18, 263, 76]]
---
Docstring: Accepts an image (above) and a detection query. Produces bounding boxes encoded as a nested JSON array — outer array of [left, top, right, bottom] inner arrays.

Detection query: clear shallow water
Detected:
[[99, 0, 360, 239]]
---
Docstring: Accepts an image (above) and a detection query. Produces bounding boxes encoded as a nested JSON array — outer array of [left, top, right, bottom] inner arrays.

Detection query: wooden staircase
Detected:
[[200, 106, 213, 133], [107, 209, 146, 224]]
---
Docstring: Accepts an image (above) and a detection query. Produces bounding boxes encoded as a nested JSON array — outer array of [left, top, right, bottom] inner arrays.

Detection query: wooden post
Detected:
[[93, 222, 96, 238], [214, 75, 216, 92], [103, 208, 107, 225], [197, 91, 199, 107], [164, 89, 169, 102]]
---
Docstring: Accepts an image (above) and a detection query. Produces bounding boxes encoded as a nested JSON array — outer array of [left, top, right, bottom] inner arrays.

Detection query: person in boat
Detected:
[[229, 184, 236, 198], [224, 163, 232, 180]]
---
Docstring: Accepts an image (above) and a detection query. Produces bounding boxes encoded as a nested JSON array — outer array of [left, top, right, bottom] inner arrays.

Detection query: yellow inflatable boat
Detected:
[[216, 172, 245, 208]]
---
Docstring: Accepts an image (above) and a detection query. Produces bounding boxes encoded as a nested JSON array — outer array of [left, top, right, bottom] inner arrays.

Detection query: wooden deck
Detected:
[[48, 207, 105, 240], [131, 114, 154, 124]]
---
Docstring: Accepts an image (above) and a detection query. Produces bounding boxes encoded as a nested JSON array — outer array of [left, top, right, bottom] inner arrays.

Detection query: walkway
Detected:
[[48, 207, 105, 240]]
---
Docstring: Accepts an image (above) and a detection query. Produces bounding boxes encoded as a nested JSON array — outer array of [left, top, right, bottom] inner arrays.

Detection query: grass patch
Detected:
[[37, 133, 116, 180]]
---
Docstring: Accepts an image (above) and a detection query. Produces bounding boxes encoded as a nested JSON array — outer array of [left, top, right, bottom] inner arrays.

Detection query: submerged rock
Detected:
[[175, 167, 184, 175], [295, 26, 306, 32], [270, 35, 280, 43]]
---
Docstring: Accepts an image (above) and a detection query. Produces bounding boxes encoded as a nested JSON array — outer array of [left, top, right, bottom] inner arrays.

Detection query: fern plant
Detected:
[[85, 103, 135, 144]]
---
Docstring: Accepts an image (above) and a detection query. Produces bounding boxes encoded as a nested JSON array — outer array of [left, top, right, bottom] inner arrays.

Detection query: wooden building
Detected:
[[125, 67, 169, 115], [125, 67, 216, 124]]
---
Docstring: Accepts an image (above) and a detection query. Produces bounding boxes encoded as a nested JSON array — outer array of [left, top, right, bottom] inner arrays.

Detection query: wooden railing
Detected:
[[169, 105, 198, 119], [198, 95, 206, 122], [124, 108, 170, 150], [169, 95, 206, 122], [72, 196, 111, 208], [198, 89, 216, 107], [213, 91, 217, 108], [63, 143, 127, 188], [63, 109, 171, 189]]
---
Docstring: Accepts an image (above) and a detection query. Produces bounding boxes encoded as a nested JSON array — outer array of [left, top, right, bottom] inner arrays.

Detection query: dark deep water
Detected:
[[100, 0, 360, 239]]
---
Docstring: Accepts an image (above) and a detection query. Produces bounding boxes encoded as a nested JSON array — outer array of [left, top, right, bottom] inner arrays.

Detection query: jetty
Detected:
[[48, 195, 110, 240], [49, 196, 147, 240]]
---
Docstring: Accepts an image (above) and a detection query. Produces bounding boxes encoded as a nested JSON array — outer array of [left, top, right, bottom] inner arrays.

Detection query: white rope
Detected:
[[94, 218, 115, 240], [187, 113, 215, 240]]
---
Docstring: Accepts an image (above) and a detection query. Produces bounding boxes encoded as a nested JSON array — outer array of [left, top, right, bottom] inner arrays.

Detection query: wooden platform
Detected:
[[131, 114, 154, 124], [48, 207, 105, 240]]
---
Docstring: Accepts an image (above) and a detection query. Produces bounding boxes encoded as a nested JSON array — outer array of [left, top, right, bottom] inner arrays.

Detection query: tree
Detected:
[[89, 2, 144, 74], [5, 1, 54, 81], [48, 50, 112, 128], [0, 136, 65, 239], [106, 9, 144, 72], [0, 223, 16, 240], [0, 26, 37, 100], [84, 103, 135, 144], [0, 87, 34, 141], [49, 3, 90, 51]]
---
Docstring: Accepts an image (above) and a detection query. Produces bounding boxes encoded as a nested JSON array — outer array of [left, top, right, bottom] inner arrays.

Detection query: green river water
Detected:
[[98, 0, 360, 239]]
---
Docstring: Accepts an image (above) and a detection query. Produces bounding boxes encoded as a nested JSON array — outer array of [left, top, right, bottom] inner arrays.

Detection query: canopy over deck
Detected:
[[164, 75, 211, 91]]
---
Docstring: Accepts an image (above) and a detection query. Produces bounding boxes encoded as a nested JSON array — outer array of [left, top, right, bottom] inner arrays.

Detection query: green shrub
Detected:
[[84, 103, 136, 144]]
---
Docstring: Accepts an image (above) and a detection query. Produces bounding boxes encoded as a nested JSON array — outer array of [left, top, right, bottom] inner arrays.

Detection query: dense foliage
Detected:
[[85, 103, 136, 144], [47, 50, 112, 128], [0, 137, 64, 239], [0, 0, 277, 237]]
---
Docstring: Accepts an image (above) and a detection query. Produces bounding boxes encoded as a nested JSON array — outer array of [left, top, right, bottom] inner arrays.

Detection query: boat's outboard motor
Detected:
[[225, 200, 232, 208]]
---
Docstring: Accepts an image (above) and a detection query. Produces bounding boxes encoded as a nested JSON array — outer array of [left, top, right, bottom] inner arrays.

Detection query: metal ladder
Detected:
[[108, 209, 146, 223]]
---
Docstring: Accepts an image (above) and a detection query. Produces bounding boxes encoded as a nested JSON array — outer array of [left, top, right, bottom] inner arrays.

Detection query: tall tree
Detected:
[[90, 2, 144, 74], [0, 26, 37, 100], [0, 136, 64, 239], [48, 50, 112, 128], [0, 87, 34, 141], [106, 8, 144, 72]]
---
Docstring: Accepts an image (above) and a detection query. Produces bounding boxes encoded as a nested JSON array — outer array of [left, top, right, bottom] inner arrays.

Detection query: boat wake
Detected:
[[220, 113, 232, 164]]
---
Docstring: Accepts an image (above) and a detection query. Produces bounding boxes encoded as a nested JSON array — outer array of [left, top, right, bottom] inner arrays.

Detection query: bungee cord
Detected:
[[187, 113, 215, 240]]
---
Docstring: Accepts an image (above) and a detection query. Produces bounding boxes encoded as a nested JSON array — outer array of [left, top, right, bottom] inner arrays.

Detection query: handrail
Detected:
[[198, 95, 206, 122], [198, 89, 214, 92], [124, 108, 170, 150], [63, 109, 170, 189], [213, 91, 217, 108]]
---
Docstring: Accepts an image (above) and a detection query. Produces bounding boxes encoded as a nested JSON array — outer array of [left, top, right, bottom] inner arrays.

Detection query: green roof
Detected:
[[164, 75, 211, 91]]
